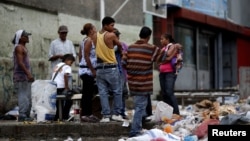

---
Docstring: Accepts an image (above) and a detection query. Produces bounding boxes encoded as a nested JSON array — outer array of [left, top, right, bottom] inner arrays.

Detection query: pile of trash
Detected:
[[119, 95, 250, 141]]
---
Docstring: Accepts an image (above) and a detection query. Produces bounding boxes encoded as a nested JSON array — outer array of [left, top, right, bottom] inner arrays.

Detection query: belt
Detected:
[[96, 64, 117, 69], [79, 65, 88, 68]]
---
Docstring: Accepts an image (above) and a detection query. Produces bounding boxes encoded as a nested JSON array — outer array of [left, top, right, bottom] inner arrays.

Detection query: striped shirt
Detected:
[[125, 39, 165, 96]]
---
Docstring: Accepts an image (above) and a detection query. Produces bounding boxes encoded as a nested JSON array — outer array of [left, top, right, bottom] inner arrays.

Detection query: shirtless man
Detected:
[[12, 29, 34, 122]]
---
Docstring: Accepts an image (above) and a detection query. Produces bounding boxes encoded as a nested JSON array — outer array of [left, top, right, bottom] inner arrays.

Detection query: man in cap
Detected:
[[48, 25, 76, 77], [12, 29, 34, 122]]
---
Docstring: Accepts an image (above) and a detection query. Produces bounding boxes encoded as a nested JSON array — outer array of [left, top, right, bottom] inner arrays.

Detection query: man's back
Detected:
[[126, 39, 161, 96], [95, 32, 117, 64]]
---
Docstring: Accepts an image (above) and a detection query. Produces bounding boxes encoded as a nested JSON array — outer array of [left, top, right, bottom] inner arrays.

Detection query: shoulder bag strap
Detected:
[[52, 64, 66, 81]]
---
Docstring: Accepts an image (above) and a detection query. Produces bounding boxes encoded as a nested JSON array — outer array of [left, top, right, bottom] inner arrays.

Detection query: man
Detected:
[[48, 25, 76, 77], [92, 16, 124, 122], [12, 29, 34, 122], [123, 26, 169, 137]]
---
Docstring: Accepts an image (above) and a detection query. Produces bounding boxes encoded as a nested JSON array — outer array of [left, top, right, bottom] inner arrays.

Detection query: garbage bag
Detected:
[[31, 80, 57, 122]]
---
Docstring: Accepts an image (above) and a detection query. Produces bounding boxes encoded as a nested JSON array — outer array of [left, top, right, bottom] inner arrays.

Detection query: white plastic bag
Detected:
[[31, 80, 57, 122], [153, 101, 173, 122]]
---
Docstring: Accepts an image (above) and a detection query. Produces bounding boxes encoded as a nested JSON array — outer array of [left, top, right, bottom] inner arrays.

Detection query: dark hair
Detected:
[[102, 16, 115, 26], [162, 33, 175, 43], [139, 26, 152, 39], [80, 23, 93, 35], [62, 54, 75, 62]]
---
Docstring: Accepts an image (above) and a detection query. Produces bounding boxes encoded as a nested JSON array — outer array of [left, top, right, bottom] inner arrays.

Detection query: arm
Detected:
[[84, 39, 96, 77], [48, 42, 63, 61], [121, 51, 127, 69], [165, 44, 177, 61], [159, 43, 180, 64], [64, 73, 70, 90], [105, 32, 122, 53], [78, 42, 83, 63], [49, 55, 64, 61], [113, 35, 122, 54], [15, 45, 34, 82]]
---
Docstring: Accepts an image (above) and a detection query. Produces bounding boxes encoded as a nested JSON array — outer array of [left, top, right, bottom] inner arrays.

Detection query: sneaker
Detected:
[[146, 115, 153, 121], [100, 117, 110, 123], [111, 115, 124, 122], [142, 115, 153, 123]]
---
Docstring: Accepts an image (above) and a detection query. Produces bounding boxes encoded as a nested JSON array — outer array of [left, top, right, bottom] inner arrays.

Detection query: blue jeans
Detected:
[[121, 73, 128, 117], [129, 95, 148, 137], [159, 72, 180, 114], [96, 67, 122, 117], [14, 81, 32, 118]]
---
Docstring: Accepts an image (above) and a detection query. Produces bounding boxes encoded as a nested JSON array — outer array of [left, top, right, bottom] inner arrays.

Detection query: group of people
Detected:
[[12, 16, 183, 137]]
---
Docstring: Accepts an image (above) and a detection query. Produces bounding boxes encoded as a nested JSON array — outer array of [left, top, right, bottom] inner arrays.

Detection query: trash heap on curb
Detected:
[[119, 95, 250, 141]]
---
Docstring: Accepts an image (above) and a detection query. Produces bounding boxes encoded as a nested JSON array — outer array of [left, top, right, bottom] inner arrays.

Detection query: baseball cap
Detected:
[[58, 25, 68, 33], [22, 30, 32, 36]]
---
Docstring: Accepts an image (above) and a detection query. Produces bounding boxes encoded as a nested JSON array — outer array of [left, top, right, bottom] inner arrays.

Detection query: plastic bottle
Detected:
[[74, 101, 80, 123]]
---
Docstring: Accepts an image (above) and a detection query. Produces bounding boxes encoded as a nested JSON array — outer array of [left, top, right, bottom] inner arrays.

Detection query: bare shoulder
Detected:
[[105, 31, 116, 39], [92, 32, 97, 44], [15, 45, 24, 52]]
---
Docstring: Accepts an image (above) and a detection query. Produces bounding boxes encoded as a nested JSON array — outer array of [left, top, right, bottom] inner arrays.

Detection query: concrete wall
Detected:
[[0, 2, 144, 113], [2, 0, 145, 26]]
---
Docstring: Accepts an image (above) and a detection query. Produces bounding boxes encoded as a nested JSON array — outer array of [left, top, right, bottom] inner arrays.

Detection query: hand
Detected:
[[58, 54, 64, 59], [122, 51, 127, 60], [92, 70, 96, 78], [175, 43, 182, 50], [27, 73, 34, 82]]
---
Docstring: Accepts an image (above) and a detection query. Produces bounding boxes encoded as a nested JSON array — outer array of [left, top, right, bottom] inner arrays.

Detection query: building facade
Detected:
[[150, 0, 250, 97]]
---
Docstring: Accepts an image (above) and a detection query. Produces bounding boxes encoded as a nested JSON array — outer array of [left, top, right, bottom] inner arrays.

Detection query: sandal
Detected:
[[81, 116, 91, 122]]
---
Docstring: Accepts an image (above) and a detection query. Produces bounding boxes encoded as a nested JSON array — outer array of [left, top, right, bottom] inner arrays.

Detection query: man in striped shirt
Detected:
[[123, 26, 169, 137]]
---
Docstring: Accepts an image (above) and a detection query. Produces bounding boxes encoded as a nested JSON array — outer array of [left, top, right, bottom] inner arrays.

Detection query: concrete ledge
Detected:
[[0, 120, 155, 140], [175, 90, 239, 107]]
